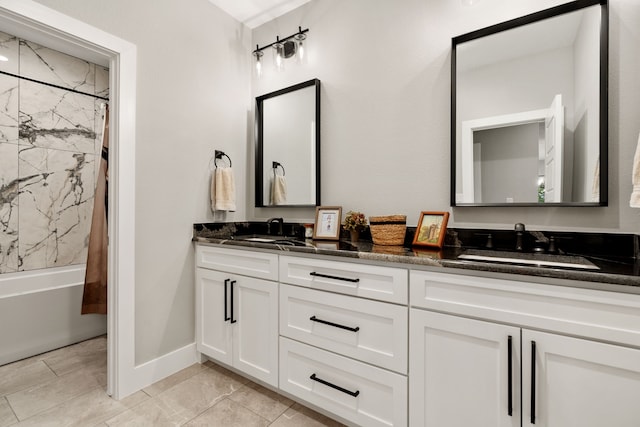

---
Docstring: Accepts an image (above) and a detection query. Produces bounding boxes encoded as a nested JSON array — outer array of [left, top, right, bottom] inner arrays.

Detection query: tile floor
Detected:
[[0, 336, 345, 426]]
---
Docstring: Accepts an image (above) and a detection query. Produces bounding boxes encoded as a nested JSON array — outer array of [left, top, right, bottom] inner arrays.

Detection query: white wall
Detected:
[[32, 0, 251, 365], [250, 0, 640, 231]]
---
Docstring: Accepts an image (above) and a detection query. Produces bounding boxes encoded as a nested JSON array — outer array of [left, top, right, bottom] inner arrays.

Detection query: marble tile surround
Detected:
[[0, 31, 109, 273]]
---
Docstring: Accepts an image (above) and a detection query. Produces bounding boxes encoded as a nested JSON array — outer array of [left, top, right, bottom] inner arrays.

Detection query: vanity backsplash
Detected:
[[445, 228, 638, 260], [193, 221, 638, 261]]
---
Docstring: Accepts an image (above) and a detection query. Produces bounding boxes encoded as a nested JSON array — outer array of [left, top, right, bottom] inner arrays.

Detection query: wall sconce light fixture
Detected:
[[252, 26, 309, 76]]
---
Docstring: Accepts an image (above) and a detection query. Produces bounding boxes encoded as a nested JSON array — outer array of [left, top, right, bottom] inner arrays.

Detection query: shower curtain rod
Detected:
[[0, 69, 109, 101]]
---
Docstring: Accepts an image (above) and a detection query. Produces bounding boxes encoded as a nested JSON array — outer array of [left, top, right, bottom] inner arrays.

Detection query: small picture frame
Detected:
[[313, 206, 342, 240], [412, 211, 450, 248]]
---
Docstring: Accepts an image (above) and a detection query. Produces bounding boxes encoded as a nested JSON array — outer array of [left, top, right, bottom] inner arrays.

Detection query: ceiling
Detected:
[[207, 0, 311, 29]]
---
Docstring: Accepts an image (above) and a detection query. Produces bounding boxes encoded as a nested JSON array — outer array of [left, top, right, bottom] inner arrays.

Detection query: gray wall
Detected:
[[573, 7, 602, 202], [32, 0, 251, 365], [251, 0, 640, 231], [28, 0, 640, 368], [475, 124, 540, 204]]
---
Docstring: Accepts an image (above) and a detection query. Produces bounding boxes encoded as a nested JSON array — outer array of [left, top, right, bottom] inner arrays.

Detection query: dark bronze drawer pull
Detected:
[[508, 335, 513, 416], [230, 280, 237, 324], [310, 373, 360, 397], [224, 279, 230, 322], [531, 340, 537, 424], [309, 271, 360, 283], [310, 315, 360, 333]]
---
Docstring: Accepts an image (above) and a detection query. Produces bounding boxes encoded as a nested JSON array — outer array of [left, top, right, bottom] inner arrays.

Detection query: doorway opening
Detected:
[[0, 1, 137, 399]]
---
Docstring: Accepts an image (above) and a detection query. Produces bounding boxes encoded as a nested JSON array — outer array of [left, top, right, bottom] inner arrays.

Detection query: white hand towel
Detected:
[[271, 175, 287, 205], [591, 157, 600, 202], [631, 133, 640, 208], [212, 168, 236, 212]]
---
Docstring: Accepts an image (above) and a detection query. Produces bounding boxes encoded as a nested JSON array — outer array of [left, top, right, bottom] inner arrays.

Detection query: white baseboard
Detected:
[[128, 342, 199, 394]]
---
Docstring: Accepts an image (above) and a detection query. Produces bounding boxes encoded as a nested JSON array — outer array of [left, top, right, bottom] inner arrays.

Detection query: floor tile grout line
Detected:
[[0, 360, 56, 399], [226, 384, 285, 425], [3, 395, 19, 425], [181, 396, 273, 427], [40, 359, 59, 377], [15, 384, 109, 424]]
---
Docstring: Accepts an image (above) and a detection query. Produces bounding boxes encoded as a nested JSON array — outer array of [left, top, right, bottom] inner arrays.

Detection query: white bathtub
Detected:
[[0, 265, 107, 365]]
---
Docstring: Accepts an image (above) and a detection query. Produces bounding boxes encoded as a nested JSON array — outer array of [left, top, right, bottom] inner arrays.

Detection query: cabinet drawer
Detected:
[[279, 255, 408, 304], [410, 270, 640, 347], [280, 284, 407, 373], [196, 245, 278, 280], [279, 337, 407, 427]]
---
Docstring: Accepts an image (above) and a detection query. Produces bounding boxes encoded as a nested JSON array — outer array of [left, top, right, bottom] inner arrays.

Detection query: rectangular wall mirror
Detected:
[[451, 0, 608, 207], [255, 79, 321, 207]]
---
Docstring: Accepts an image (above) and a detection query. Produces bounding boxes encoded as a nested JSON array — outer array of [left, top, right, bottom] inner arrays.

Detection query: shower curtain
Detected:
[[82, 104, 109, 315]]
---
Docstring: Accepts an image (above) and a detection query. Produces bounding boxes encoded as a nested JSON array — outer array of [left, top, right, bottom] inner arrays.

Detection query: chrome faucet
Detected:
[[267, 217, 284, 236], [515, 223, 525, 251]]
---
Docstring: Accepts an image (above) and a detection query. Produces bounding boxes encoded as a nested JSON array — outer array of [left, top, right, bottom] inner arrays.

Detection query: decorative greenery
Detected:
[[343, 210, 367, 232], [537, 181, 545, 203]]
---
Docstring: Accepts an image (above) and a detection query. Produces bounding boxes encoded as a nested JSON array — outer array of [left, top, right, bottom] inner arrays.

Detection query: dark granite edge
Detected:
[[192, 236, 441, 266], [192, 235, 640, 289]]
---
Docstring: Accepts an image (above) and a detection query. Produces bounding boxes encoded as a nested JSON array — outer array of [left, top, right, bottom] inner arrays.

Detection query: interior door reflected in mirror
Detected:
[[451, 0, 608, 206], [255, 79, 321, 207]]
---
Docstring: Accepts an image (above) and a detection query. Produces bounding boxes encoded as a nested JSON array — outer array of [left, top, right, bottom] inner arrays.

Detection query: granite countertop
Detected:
[[193, 222, 640, 290]]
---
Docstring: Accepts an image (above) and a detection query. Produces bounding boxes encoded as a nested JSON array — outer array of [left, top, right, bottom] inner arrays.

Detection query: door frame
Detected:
[[0, 0, 137, 399], [460, 108, 547, 203]]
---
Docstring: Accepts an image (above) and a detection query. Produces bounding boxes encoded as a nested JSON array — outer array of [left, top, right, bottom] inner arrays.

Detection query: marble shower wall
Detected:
[[0, 31, 109, 273]]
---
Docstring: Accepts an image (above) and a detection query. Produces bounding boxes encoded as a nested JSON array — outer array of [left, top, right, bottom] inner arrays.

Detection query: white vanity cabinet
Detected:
[[521, 329, 640, 427], [280, 283, 408, 373], [279, 255, 409, 427], [194, 242, 640, 426], [195, 245, 279, 387], [279, 255, 408, 304], [410, 309, 521, 427], [409, 270, 640, 427]]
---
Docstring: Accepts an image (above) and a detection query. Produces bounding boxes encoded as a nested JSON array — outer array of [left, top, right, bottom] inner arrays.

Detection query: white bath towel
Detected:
[[271, 175, 287, 205], [631, 133, 640, 208], [211, 168, 236, 212]]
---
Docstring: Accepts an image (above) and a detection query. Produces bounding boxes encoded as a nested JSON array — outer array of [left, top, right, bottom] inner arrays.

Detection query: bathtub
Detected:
[[0, 265, 107, 365]]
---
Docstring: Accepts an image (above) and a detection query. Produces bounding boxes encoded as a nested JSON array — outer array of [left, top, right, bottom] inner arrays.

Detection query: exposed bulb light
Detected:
[[253, 47, 264, 78], [273, 37, 285, 72], [252, 26, 310, 75], [294, 31, 306, 64]]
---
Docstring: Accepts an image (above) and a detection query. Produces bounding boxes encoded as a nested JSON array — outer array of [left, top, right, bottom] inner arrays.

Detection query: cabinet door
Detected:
[[233, 277, 279, 387], [195, 268, 232, 365], [523, 330, 640, 427], [410, 309, 521, 427]]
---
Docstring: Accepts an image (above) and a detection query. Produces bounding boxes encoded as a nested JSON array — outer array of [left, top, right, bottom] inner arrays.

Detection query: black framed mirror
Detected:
[[255, 79, 321, 207], [451, 0, 608, 207]]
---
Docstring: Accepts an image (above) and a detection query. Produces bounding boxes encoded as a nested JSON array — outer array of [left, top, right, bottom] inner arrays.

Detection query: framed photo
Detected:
[[412, 211, 450, 248], [313, 206, 342, 240]]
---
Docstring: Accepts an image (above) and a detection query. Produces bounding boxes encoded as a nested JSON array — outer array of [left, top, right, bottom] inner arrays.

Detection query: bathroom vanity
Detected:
[[193, 223, 640, 427]]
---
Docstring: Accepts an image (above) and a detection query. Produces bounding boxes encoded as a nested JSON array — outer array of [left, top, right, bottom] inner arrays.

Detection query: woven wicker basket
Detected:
[[369, 215, 407, 246]]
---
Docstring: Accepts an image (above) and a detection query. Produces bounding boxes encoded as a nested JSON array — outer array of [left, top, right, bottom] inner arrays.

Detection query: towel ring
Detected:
[[214, 150, 232, 168], [272, 161, 286, 176]]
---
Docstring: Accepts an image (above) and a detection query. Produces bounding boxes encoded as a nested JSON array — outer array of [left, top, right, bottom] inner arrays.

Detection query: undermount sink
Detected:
[[457, 249, 600, 271], [234, 235, 308, 247], [242, 237, 277, 243]]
